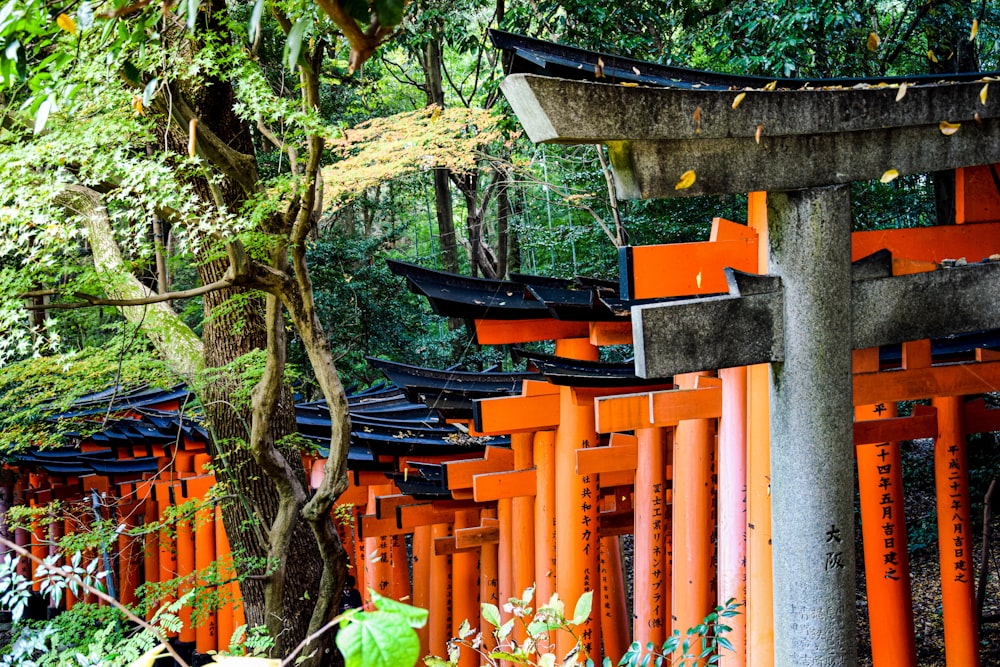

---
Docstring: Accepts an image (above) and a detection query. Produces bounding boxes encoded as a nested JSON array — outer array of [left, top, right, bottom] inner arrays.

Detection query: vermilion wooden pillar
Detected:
[[718, 366, 748, 667], [176, 503, 196, 644], [600, 535, 629, 661], [511, 433, 535, 605], [13, 483, 29, 580], [215, 504, 236, 650], [412, 525, 432, 657], [452, 509, 480, 667], [429, 523, 452, 659], [194, 495, 218, 654], [391, 534, 411, 602], [117, 503, 141, 607], [634, 427, 668, 648], [672, 373, 716, 646], [854, 347, 915, 667], [48, 515, 63, 610], [534, 430, 557, 605], [364, 484, 395, 604], [480, 508, 500, 655], [933, 395, 980, 667], [553, 338, 601, 658], [156, 484, 177, 632], [144, 497, 161, 621]]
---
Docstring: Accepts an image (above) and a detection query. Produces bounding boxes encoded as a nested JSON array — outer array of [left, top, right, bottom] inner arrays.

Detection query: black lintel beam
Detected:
[[635, 259, 1000, 378]]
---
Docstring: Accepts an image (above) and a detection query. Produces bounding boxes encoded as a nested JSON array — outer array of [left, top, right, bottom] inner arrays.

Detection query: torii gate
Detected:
[[501, 69, 1000, 665]]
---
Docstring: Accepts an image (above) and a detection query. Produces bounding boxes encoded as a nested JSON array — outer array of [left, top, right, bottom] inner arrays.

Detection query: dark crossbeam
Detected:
[[501, 74, 1000, 197], [634, 253, 1000, 377]]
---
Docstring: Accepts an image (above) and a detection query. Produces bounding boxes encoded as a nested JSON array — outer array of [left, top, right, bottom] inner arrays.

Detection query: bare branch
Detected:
[[25, 278, 235, 310]]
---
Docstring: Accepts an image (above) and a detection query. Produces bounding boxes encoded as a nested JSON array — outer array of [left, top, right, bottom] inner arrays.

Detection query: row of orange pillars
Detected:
[[2, 435, 245, 655], [5, 169, 1000, 665], [347, 170, 1000, 666]]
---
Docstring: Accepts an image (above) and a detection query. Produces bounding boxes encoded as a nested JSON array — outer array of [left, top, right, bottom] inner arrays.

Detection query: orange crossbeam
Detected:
[[623, 238, 758, 299], [854, 411, 938, 445], [852, 220, 1000, 263], [590, 321, 633, 346], [853, 360, 1000, 404], [455, 518, 500, 549], [474, 318, 590, 345], [473, 468, 537, 502], [575, 443, 638, 475], [473, 394, 560, 435], [595, 385, 722, 433], [443, 447, 516, 489]]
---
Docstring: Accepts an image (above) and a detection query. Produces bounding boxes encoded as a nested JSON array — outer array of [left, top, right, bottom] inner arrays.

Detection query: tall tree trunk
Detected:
[[496, 176, 511, 278], [422, 26, 459, 274]]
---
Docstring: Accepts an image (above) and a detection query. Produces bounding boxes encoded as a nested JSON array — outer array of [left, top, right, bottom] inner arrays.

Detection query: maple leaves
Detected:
[[322, 106, 501, 209]]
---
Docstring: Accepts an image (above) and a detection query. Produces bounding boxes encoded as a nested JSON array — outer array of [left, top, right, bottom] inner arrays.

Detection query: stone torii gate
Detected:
[[501, 71, 1000, 664]]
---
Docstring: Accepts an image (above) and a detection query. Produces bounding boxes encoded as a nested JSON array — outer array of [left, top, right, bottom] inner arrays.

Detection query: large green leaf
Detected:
[[370, 590, 429, 628], [336, 611, 420, 667], [285, 17, 309, 71]]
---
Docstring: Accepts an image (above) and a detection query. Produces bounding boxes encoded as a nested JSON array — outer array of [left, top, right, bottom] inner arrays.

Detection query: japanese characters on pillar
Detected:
[[945, 442, 970, 585], [873, 442, 904, 583], [651, 480, 665, 627]]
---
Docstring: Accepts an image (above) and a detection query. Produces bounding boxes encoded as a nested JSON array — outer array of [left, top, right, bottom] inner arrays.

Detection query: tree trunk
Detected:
[[422, 27, 459, 274]]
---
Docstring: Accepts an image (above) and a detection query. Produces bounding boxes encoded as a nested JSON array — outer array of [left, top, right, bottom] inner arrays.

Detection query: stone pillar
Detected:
[[767, 186, 856, 666]]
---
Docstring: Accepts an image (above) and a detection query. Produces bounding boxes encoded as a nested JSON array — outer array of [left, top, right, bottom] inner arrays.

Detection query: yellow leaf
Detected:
[[981, 83, 989, 105], [212, 657, 281, 667], [188, 118, 198, 157], [755, 124, 763, 144], [693, 106, 702, 135], [880, 169, 899, 183], [131, 95, 143, 115], [971, 19, 979, 42], [939, 121, 960, 136], [128, 645, 166, 667], [56, 13, 76, 34], [620, 82, 639, 87], [732, 92, 747, 109], [595, 57, 605, 78], [675, 170, 696, 190], [763, 80, 778, 91], [928, 49, 938, 63], [895, 83, 907, 102], [696, 271, 702, 289], [867, 31, 881, 52]]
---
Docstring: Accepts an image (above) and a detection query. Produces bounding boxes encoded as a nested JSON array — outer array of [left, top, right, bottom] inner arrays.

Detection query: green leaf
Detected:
[[488, 651, 528, 664], [123, 60, 141, 85], [370, 590, 428, 628], [336, 610, 419, 667], [481, 602, 501, 628], [34, 94, 52, 134], [186, 0, 200, 31], [497, 618, 514, 641], [372, 0, 404, 27], [285, 17, 309, 71], [142, 78, 158, 107], [571, 591, 593, 626], [247, 0, 265, 44]]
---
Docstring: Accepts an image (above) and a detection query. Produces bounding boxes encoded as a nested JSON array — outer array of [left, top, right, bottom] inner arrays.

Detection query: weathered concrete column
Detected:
[[767, 186, 856, 666]]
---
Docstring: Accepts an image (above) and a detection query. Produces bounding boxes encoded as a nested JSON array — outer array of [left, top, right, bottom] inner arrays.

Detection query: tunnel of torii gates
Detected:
[[6, 33, 1000, 667]]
